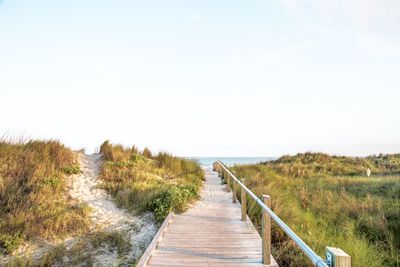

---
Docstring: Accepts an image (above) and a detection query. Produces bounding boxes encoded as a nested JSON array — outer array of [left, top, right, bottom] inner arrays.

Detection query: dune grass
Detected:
[[0, 140, 90, 255], [230, 153, 400, 267], [266, 152, 400, 177], [99, 141, 204, 221]]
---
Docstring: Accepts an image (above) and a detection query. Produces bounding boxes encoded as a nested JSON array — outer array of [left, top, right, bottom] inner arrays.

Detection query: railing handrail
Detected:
[[215, 161, 329, 267]]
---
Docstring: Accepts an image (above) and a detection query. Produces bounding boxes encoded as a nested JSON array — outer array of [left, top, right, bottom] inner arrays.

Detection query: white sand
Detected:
[[70, 153, 138, 230]]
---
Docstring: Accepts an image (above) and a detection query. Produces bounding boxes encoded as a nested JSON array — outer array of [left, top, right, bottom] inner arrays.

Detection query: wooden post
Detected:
[[232, 180, 237, 203], [326, 247, 351, 267], [262, 195, 271, 265], [226, 170, 231, 192], [241, 187, 246, 221]]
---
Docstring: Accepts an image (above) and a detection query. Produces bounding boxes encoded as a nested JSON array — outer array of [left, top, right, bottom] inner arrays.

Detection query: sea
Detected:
[[186, 157, 275, 167]]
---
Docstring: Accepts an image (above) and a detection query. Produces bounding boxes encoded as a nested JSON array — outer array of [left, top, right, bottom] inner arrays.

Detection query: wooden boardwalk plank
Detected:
[[141, 166, 278, 267]]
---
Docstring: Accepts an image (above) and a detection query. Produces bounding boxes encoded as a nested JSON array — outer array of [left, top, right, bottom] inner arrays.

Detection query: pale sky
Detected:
[[1, 0, 400, 156]]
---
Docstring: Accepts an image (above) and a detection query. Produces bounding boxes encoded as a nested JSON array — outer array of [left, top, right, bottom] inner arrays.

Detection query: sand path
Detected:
[[70, 153, 137, 230], [69, 153, 157, 265]]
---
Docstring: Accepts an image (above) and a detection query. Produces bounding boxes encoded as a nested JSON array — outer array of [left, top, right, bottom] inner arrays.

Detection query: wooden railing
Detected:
[[136, 213, 174, 267], [213, 161, 351, 267]]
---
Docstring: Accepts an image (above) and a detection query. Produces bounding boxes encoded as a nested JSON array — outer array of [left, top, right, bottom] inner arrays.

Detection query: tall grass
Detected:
[[0, 140, 90, 255], [231, 153, 400, 267], [266, 152, 400, 177], [99, 141, 204, 221]]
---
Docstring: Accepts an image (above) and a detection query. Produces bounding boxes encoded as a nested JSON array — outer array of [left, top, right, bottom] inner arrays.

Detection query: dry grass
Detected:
[[99, 141, 204, 221], [0, 139, 90, 255]]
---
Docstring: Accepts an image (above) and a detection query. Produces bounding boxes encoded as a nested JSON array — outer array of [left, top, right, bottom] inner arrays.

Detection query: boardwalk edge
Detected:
[[137, 212, 174, 267]]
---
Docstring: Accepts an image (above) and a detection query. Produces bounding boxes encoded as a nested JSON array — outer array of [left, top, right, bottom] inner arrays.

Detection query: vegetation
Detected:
[[0, 140, 90, 255], [230, 153, 400, 267], [99, 141, 204, 221], [266, 152, 400, 177], [5, 231, 131, 267]]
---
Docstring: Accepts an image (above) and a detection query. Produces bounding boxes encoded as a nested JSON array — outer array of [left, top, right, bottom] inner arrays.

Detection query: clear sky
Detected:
[[1, 0, 399, 156]]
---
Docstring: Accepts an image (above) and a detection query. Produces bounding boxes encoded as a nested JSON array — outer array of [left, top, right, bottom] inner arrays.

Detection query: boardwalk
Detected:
[[141, 166, 278, 267]]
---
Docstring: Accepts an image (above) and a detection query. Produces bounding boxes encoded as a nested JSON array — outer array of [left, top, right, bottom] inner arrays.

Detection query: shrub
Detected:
[[150, 184, 198, 221], [63, 165, 80, 175], [0, 233, 22, 254]]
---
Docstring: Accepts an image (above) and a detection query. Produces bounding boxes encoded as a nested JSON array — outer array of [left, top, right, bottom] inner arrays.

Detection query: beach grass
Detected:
[[99, 141, 204, 221], [230, 153, 400, 267], [0, 139, 90, 255]]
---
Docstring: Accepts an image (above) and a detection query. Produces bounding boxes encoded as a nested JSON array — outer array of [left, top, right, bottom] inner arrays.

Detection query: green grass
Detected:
[[99, 141, 204, 221], [0, 139, 90, 255], [229, 153, 400, 267]]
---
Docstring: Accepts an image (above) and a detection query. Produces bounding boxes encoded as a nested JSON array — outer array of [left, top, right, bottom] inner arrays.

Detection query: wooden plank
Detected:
[[157, 246, 261, 250], [150, 257, 263, 263], [154, 249, 263, 254], [147, 263, 267, 267]]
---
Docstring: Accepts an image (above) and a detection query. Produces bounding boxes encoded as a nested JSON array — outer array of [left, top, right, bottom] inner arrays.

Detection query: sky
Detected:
[[0, 0, 400, 156]]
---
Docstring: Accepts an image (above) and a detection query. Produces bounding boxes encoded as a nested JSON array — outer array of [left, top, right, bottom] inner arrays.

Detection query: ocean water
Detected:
[[187, 157, 275, 167]]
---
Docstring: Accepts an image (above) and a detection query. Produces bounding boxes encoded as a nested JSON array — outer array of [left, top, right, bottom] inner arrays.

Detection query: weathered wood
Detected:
[[326, 247, 351, 267], [262, 195, 271, 265], [226, 170, 231, 192], [144, 166, 278, 267], [232, 180, 237, 203], [241, 187, 247, 221], [136, 212, 174, 267]]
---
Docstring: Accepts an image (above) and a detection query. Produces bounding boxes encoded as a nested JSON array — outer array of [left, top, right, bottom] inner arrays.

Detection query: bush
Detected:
[[63, 165, 80, 175], [150, 184, 198, 221], [0, 233, 22, 254]]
